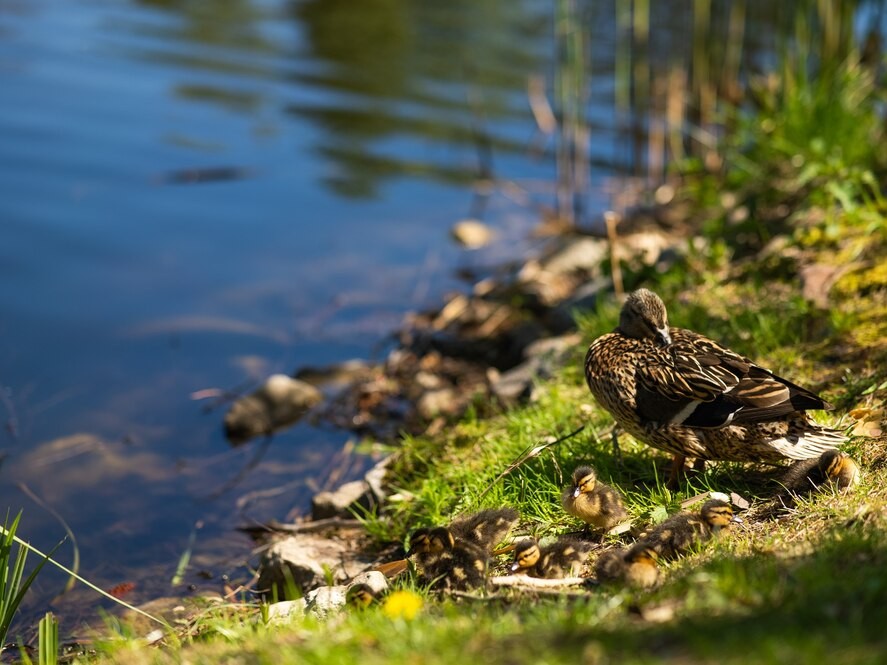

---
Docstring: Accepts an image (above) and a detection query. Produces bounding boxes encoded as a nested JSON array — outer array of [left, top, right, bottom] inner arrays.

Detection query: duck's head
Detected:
[[511, 539, 541, 572], [818, 450, 849, 479], [624, 544, 659, 566], [619, 289, 671, 346], [570, 465, 597, 498], [408, 526, 454, 555], [700, 499, 742, 531], [346, 583, 377, 608]]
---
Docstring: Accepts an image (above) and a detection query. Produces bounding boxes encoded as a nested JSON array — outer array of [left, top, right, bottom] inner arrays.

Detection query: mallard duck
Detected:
[[562, 465, 629, 531], [510, 537, 593, 578], [782, 449, 861, 492], [593, 545, 659, 588], [346, 583, 379, 608], [584, 289, 845, 486], [638, 499, 740, 560], [448, 507, 520, 551], [409, 526, 488, 591]]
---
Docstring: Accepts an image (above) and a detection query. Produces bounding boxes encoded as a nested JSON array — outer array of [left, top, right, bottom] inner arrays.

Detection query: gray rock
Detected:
[[489, 333, 582, 406], [256, 533, 352, 599], [224, 374, 323, 444], [364, 456, 392, 503], [264, 599, 307, 625], [311, 479, 374, 520], [305, 585, 348, 617], [539, 236, 608, 275], [548, 277, 611, 333], [416, 388, 459, 419], [451, 219, 495, 249]]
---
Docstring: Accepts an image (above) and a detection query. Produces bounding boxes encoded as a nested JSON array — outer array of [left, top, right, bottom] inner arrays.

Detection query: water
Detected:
[[0, 0, 870, 638]]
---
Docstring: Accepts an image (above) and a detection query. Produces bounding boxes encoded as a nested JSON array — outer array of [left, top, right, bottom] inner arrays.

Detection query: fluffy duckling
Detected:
[[638, 499, 740, 561], [593, 545, 659, 588], [782, 449, 861, 493], [409, 526, 488, 591], [562, 465, 629, 531], [510, 537, 593, 579], [448, 507, 520, 551], [346, 583, 379, 609]]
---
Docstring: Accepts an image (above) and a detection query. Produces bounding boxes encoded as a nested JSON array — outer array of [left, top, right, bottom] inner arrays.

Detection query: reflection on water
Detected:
[[0, 0, 866, 637]]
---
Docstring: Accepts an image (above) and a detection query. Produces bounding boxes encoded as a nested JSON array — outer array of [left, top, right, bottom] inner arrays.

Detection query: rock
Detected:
[[451, 219, 495, 249], [547, 277, 611, 333], [256, 529, 370, 599], [539, 236, 608, 276], [487, 333, 580, 405], [305, 585, 348, 617], [364, 456, 392, 503], [416, 388, 459, 419], [294, 360, 376, 388], [311, 480, 374, 520], [265, 599, 307, 624], [224, 374, 323, 444]]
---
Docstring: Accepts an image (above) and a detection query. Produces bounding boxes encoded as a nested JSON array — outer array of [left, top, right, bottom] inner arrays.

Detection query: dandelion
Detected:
[[381, 590, 423, 621]]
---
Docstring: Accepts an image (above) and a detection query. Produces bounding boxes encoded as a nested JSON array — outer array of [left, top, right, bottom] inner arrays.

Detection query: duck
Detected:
[[584, 288, 845, 486], [562, 465, 629, 531], [593, 544, 659, 588], [637, 499, 741, 561], [510, 537, 593, 578], [408, 526, 488, 591], [345, 583, 379, 608], [448, 507, 520, 551], [781, 449, 861, 493]]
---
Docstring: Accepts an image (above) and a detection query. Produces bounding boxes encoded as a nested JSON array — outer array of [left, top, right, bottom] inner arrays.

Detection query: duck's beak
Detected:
[[510, 561, 521, 572], [572, 486, 581, 498], [730, 515, 743, 525], [657, 327, 672, 346]]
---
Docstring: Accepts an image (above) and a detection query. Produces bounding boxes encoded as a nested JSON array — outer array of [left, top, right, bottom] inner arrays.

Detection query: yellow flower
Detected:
[[381, 590, 423, 620]]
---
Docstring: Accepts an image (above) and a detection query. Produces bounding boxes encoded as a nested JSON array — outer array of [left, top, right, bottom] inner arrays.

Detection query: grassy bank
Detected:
[[57, 18, 887, 665]]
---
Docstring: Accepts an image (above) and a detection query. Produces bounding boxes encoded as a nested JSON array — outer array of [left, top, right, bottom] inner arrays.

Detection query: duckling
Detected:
[[562, 465, 629, 531], [622, 543, 660, 588], [448, 507, 520, 551], [409, 526, 488, 591], [510, 537, 593, 579], [782, 449, 861, 493], [346, 583, 379, 609], [638, 499, 740, 561], [593, 545, 659, 588]]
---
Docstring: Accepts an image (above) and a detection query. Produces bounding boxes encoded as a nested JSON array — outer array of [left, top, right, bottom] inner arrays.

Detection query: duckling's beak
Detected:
[[572, 486, 581, 498], [730, 515, 743, 525], [657, 327, 671, 346], [510, 561, 521, 572]]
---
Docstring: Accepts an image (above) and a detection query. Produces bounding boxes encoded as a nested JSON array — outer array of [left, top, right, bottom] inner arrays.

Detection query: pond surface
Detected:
[[0, 0, 865, 636]]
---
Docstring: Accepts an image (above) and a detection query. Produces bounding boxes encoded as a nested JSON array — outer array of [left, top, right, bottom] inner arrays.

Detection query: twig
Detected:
[[476, 425, 586, 501], [604, 211, 624, 300], [488, 575, 594, 589]]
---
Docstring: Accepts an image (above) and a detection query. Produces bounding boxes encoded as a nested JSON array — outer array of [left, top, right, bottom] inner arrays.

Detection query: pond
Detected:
[[0, 0, 866, 636]]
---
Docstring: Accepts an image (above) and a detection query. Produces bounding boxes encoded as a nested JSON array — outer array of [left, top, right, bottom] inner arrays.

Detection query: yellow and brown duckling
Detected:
[[637, 499, 741, 561], [562, 465, 629, 532], [346, 583, 380, 609], [594, 544, 659, 588], [782, 449, 861, 493], [448, 507, 520, 551], [510, 537, 593, 579], [584, 288, 846, 487], [408, 526, 488, 591]]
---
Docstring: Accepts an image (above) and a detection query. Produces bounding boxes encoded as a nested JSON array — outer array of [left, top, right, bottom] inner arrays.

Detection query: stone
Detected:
[[224, 374, 323, 444], [256, 532, 356, 599], [305, 585, 348, 617], [363, 456, 392, 502], [265, 599, 307, 624], [451, 219, 495, 249], [311, 479, 374, 520], [416, 388, 459, 419]]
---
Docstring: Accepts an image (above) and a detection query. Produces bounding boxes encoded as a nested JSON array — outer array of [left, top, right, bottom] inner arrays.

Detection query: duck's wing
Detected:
[[636, 330, 830, 428], [449, 507, 519, 549]]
